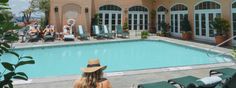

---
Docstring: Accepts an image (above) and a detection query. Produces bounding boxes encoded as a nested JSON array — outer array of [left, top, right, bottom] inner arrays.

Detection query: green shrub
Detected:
[[141, 31, 149, 39], [211, 18, 230, 36], [0, 1, 35, 88], [233, 48, 236, 60]]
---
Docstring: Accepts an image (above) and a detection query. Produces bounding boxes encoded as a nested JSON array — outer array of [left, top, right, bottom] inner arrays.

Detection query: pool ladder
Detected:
[[206, 36, 236, 58]]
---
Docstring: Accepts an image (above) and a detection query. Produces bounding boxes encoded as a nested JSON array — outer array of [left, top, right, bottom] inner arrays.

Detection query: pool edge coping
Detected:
[[13, 62, 235, 85]]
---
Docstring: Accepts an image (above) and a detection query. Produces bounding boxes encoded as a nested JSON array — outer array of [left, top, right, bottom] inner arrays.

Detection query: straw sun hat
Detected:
[[81, 59, 107, 73]]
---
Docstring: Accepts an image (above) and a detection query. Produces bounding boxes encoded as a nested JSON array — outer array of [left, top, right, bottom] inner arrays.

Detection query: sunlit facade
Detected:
[[49, 0, 236, 44]]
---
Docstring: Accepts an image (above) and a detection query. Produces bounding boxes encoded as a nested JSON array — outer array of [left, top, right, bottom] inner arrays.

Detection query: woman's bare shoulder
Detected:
[[99, 78, 112, 88]]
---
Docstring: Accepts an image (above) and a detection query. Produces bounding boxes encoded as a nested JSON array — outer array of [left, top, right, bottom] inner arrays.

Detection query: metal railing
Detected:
[[207, 36, 236, 57]]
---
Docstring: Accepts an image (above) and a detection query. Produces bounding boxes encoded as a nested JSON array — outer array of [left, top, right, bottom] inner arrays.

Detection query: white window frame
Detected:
[[194, 9, 221, 42], [128, 11, 149, 31], [232, 1, 236, 45], [170, 11, 188, 37], [99, 11, 122, 31], [156, 12, 165, 33]]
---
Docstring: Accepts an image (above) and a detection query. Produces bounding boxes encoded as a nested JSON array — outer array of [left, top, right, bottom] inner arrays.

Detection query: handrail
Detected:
[[207, 35, 236, 57]]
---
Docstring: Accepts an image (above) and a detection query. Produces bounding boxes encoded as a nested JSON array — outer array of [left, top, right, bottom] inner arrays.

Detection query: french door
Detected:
[[128, 12, 148, 30], [194, 11, 221, 41], [232, 7, 236, 45], [170, 11, 188, 37], [99, 12, 122, 31], [156, 12, 165, 32]]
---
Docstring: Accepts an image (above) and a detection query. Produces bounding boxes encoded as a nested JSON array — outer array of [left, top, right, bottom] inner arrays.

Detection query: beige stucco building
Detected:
[[49, 0, 236, 45]]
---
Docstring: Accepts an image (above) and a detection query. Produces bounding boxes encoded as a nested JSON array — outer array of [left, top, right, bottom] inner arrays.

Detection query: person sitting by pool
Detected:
[[63, 25, 72, 35], [28, 25, 39, 36], [43, 25, 55, 36], [74, 59, 112, 88]]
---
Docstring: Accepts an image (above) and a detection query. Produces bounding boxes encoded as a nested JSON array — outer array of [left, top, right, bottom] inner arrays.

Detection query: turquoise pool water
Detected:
[[0, 40, 233, 78]]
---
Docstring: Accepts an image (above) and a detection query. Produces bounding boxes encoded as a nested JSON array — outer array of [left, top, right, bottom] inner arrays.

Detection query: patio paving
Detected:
[[11, 35, 236, 88], [14, 65, 236, 88]]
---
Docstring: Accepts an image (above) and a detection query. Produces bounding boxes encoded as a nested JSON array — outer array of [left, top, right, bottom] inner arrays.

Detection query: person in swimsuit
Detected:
[[43, 25, 51, 36], [74, 59, 112, 88]]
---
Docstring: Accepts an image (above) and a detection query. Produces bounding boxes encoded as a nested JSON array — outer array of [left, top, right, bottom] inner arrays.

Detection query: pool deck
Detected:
[[12, 36, 236, 88]]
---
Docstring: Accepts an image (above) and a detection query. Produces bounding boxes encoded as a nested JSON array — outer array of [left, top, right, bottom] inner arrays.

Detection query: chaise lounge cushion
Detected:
[[196, 76, 222, 87], [64, 35, 75, 40]]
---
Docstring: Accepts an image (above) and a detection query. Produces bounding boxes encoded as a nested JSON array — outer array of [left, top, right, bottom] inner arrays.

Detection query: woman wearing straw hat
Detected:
[[74, 59, 112, 88]]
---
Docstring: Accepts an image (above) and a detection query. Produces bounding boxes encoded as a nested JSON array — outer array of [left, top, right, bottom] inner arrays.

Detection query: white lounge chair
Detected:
[[63, 26, 75, 41]]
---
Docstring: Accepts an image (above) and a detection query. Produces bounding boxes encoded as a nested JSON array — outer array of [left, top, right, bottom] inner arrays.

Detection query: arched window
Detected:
[[232, 2, 236, 43], [171, 4, 188, 11], [99, 5, 122, 31], [156, 6, 167, 32], [170, 4, 188, 36], [157, 6, 167, 12], [129, 6, 148, 12], [128, 6, 148, 30], [99, 5, 121, 11], [194, 1, 221, 41], [195, 1, 220, 10]]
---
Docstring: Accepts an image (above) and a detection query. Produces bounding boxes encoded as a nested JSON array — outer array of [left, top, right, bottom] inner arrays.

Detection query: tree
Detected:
[[0, 0, 35, 88], [22, 8, 33, 25], [30, 0, 50, 25]]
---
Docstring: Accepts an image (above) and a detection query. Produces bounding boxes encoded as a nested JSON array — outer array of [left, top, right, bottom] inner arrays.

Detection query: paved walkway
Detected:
[[12, 36, 236, 88], [14, 66, 236, 88]]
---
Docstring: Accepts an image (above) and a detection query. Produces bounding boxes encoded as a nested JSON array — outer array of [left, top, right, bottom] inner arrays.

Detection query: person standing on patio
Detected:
[[74, 59, 112, 88]]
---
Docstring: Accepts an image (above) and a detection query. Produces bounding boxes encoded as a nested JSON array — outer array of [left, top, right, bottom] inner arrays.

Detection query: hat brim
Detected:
[[81, 66, 107, 73]]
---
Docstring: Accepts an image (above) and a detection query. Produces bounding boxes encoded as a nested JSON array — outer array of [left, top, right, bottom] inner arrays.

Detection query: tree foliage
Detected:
[[180, 16, 191, 33], [22, 8, 33, 25], [30, 0, 50, 25], [0, 0, 35, 88]]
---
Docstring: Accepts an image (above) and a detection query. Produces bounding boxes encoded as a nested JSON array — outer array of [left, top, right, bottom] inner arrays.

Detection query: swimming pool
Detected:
[[0, 40, 233, 78]]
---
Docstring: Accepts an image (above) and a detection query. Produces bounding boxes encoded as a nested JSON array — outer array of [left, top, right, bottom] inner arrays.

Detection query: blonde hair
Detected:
[[79, 69, 103, 88]]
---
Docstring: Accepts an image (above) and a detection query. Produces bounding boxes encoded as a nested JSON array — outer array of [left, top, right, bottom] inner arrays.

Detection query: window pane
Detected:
[[195, 14, 199, 35], [171, 15, 174, 32], [175, 14, 178, 33], [201, 14, 206, 36], [209, 13, 214, 37]]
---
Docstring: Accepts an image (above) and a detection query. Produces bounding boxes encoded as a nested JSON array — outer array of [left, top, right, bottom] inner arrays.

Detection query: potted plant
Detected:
[[180, 16, 192, 40], [123, 21, 129, 32], [211, 18, 230, 44], [141, 31, 149, 39], [160, 22, 170, 37]]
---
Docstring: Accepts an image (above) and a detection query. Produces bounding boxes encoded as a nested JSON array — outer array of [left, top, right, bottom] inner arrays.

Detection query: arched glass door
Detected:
[[170, 4, 188, 37], [194, 1, 221, 41], [232, 2, 236, 45], [128, 6, 148, 31], [99, 5, 122, 31], [156, 6, 167, 32]]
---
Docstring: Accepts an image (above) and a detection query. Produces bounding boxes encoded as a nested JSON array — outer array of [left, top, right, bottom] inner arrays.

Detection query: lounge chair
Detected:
[[44, 26, 56, 42], [44, 33, 55, 42], [138, 81, 176, 88], [25, 26, 40, 42], [102, 25, 114, 39], [214, 72, 236, 88], [210, 68, 236, 79], [63, 27, 75, 41], [93, 25, 105, 39], [168, 76, 222, 88], [77, 25, 89, 40], [116, 25, 129, 38]]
